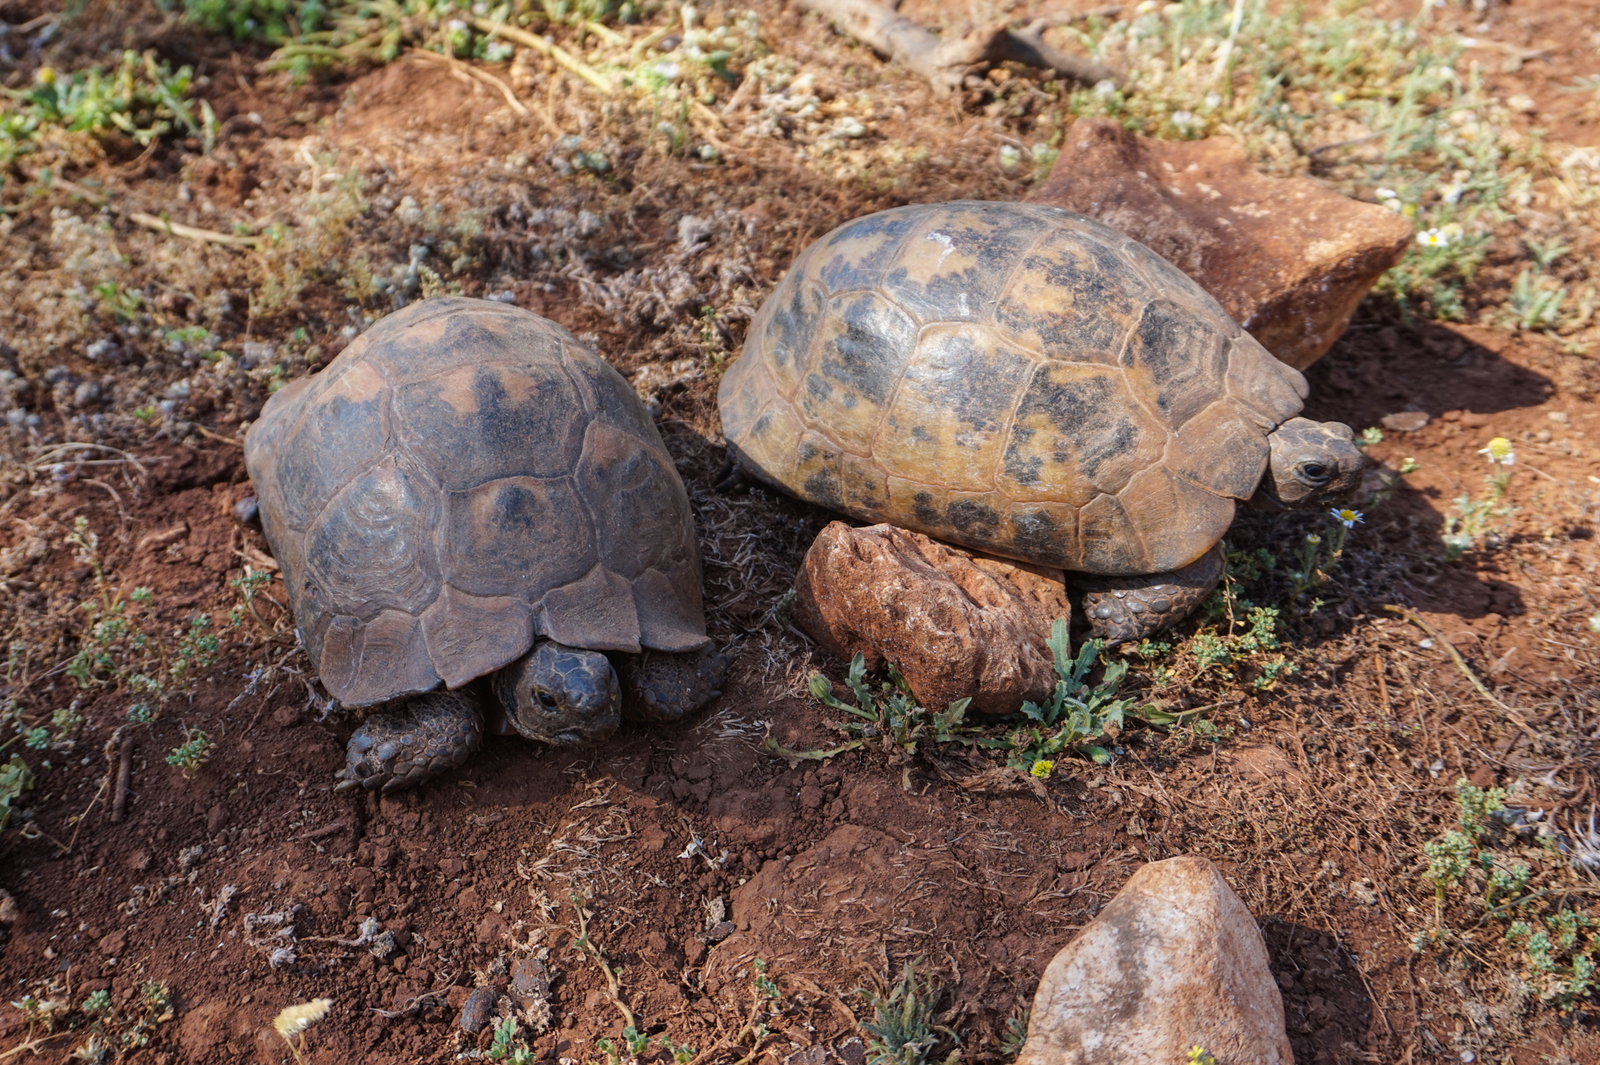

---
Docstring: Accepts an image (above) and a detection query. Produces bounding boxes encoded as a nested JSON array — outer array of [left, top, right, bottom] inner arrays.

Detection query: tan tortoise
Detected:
[[718, 201, 1365, 642], [245, 297, 728, 793]]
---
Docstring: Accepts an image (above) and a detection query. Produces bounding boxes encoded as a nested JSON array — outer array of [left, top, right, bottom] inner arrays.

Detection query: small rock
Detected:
[[1028, 118, 1412, 370], [475, 912, 510, 944], [1380, 410, 1430, 432], [1016, 856, 1293, 1065], [97, 930, 127, 957], [510, 957, 550, 999], [793, 522, 1069, 715], [458, 986, 498, 1034], [439, 857, 464, 878], [206, 805, 229, 834], [0, 890, 18, 925], [706, 921, 736, 944]]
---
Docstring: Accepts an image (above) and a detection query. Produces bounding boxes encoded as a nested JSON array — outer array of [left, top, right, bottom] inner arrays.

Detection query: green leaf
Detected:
[[1044, 617, 1072, 677]]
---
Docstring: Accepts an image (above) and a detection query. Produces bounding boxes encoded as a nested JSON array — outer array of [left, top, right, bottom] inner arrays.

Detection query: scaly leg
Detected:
[[1076, 543, 1225, 644], [620, 645, 734, 724], [335, 690, 484, 794]]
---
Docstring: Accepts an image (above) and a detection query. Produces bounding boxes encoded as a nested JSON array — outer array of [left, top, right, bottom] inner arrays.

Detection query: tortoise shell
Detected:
[[245, 297, 709, 708], [718, 201, 1309, 575]]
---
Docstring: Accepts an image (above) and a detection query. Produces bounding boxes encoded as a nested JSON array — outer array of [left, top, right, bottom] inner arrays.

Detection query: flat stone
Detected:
[[792, 522, 1068, 715], [1380, 410, 1430, 432], [457, 986, 498, 1034], [1028, 117, 1412, 370], [1017, 855, 1294, 1065]]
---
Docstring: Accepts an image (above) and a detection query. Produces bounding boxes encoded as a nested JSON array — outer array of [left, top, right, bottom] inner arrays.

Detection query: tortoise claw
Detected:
[[334, 692, 484, 795]]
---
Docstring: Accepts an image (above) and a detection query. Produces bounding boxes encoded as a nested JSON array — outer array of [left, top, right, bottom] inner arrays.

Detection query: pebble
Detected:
[[458, 986, 498, 1034]]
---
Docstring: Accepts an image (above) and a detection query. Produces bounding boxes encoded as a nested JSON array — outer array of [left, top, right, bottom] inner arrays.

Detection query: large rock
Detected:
[[792, 522, 1068, 715], [1028, 117, 1412, 370], [1017, 856, 1294, 1065]]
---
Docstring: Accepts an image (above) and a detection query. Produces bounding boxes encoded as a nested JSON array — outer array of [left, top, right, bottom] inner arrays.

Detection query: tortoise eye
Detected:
[[535, 690, 560, 711], [1299, 462, 1331, 483]]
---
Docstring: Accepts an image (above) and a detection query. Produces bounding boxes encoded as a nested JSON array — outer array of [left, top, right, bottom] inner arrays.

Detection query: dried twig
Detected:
[[470, 17, 615, 94], [796, 0, 1122, 95], [1383, 605, 1543, 750], [25, 169, 260, 249], [409, 48, 531, 117], [112, 733, 134, 824], [128, 211, 260, 249]]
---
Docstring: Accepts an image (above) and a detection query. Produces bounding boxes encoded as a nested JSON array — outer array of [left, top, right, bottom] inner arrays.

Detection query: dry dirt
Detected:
[[1, 2, 1599, 1065]]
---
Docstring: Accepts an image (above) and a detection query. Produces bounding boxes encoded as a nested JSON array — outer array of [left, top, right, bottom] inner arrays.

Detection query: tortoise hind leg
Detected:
[[1075, 543, 1225, 644], [335, 690, 485, 794], [620, 645, 734, 724]]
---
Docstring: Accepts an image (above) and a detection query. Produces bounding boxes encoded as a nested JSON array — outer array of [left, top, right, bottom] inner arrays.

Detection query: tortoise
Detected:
[[718, 201, 1365, 643], [244, 297, 729, 793]]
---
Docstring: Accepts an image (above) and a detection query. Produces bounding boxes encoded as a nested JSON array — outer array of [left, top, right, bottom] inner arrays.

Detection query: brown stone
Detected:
[[792, 522, 1069, 715], [1017, 856, 1293, 1065], [1028, 117, 1412, 370]]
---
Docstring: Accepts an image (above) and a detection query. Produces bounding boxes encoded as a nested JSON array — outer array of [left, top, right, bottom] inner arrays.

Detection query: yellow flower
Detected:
[[1030, 760, 1054, 780], [35, 67, 57, 86], [1478, 437, 1515, 464], [1330, 91, 1347, 104]]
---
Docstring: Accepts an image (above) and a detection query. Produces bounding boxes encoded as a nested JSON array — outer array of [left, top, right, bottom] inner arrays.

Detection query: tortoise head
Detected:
[[492, 640, 621, 746], [1253, 418, 1366, 511]]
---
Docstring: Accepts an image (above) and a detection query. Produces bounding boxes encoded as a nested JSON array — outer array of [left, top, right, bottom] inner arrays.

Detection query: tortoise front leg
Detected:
[[620, 645, 734, 724], [334, 690, 485, 794], [1075, 543, 1225, 644]]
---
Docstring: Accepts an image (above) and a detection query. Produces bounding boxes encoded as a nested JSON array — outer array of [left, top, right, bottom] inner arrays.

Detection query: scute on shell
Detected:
[[719, 201, 1310, 575], [245, 297, 710, 708]]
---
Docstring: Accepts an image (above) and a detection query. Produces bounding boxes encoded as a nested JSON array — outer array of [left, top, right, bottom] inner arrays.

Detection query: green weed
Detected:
[[1506, 268, 1567, 332], [69, 982, 174, 1062], [6, 981, 171, 1062], [770, 654, 971, 762], [1441, 437, 1516, 560], [859, 961, 958, 1065], [0, 754, 35, 831], [487, 1015, 535, 1064], [1, 52, 200, 164], [1417, 779, 1598, 1012], [1505, 912, 1599, 1011], [165, 727, 214, 778], [61, 518, 231, 706], [172, 0, 330, 43], [1003, 620, 1149, 773]]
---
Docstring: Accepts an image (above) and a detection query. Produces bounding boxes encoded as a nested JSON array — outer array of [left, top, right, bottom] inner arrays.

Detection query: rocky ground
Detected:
[[0, 1, 1598, 1064]]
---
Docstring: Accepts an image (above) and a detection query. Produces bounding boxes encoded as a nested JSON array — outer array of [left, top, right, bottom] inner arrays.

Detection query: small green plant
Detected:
[[859, 961, 958, 1065], [488, 1015, 535, 1064], [656, 1037, 696, 1064], [1286, 508, 1363, 601], [165, 728, 214, 778], [173, 0, 329, 43], [1, 52, 201, 164], [999, 1010, 1028, 1057], [1507, 268, 1567, 332], [1004, 620, 1150, 772], [1441, 438, 1517, 560], [1505, 912, 1599, 1010], [0, 754, 35, 831], [775, 655, 971, 761], [1417, 779, 1598, 1012], [62, 981, 173, 1062]]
